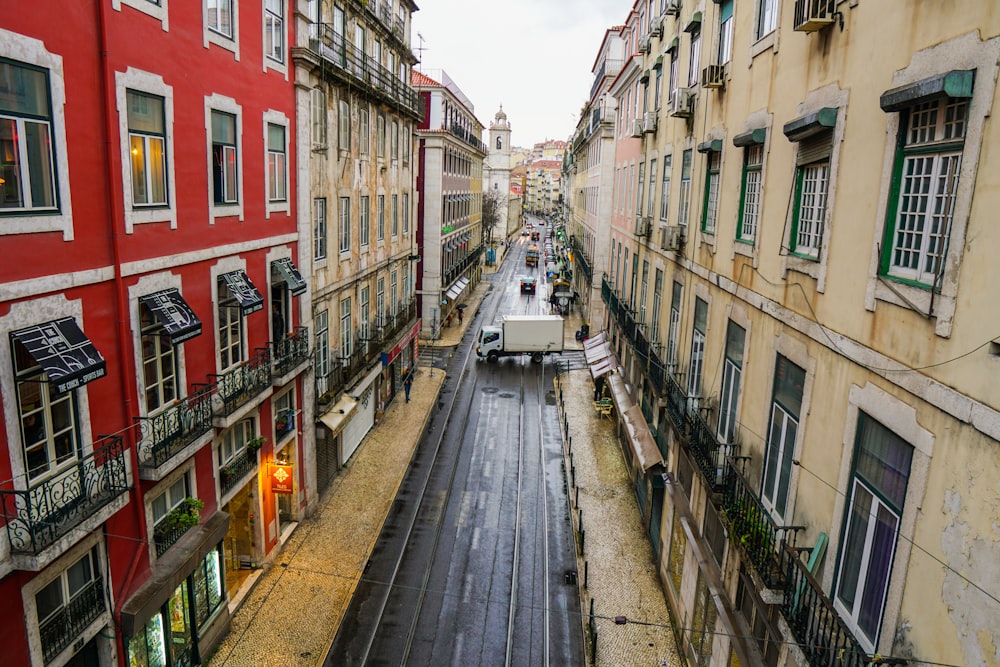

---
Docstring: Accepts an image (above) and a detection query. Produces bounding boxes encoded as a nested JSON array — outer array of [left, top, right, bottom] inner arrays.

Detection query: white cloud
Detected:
[[412, 0, 625, 147]]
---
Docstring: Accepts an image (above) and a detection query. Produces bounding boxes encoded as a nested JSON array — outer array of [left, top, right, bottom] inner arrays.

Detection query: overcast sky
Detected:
[[411, 0, 626, 148]]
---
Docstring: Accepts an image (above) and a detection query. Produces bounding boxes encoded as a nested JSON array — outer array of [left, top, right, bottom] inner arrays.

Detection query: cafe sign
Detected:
[[270, 464, 294, 494]]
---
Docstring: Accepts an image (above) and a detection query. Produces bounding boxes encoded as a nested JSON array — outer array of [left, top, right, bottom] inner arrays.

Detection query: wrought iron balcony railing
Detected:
[[136, 386, 214, 471], [273, 326, 311, 377], [208, 349, 272, 417], [688, 409, 732, 490], [39, 575, 106, 664], [309, 25, 422, 120], [573, 238, 591, 281], [153, 520, 194, 557], [0, 436, 129, 555], [219, 449, 258, 497], [721, 458, 804, 589], [779, 541, 870, 667], [664, 371, 689, 434], [447, 123, 487, 153]]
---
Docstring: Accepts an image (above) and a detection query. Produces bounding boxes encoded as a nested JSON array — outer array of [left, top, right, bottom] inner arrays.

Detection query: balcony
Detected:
[[302, 25, 423, 121], [136, 386, 214, 480], [0, 436, 130, 556], [572, 238, 591, 282], [273, 326, 311, 380], [442, 246, 483, 286], [687, 409, 732, 490], [447, 123, 487, 154], [721, 458, 803, 589], [779, 542, 871, 666], [39, 575, 106, 664], [219, 449, 259, 497], [208, 349, 273, 421]]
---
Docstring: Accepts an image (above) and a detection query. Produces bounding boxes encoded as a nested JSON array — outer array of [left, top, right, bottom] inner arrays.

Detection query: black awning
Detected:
[[221, 270, 264, 316], [272, 258, 307, 296], [139, 289, 202, 344], [12, 318, 107, 394]]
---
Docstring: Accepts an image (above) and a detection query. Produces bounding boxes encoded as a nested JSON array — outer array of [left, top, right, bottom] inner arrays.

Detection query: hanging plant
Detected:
[[247, 436, 266, 452]]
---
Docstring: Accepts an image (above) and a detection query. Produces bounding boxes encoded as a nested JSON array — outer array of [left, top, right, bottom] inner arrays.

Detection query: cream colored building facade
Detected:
[[567, 1, 1000, 666], [293, 0, 422, 487]]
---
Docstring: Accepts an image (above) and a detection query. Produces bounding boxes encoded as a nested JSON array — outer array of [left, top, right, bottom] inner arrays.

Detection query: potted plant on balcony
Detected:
[[155, 497, 205, 540], [247, 436, 266, 452]]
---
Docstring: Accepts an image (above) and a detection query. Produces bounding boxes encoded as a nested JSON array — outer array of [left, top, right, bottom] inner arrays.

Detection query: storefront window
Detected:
[[192, 545, 225, 629], [168, 582, 192, 666], [128, 613, 167, 667]]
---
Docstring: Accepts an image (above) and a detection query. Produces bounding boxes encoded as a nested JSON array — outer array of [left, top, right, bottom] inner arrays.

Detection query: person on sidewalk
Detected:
[[404, 374, 412, 402], [457, 308, 463, 325]]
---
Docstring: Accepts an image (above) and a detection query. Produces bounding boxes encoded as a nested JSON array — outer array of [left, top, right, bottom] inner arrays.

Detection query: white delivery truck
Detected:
[[476, 315, 564, 363]]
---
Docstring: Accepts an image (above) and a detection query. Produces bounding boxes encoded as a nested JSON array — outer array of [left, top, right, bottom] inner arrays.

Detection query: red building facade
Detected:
[[0, 2, 307, 665]]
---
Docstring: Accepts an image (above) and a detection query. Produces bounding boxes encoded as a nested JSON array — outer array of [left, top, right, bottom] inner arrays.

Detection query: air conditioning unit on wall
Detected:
[[669, 88, 693, 118], [701, 64, 725, 89], [794, 0, 837, 32], [661, 225, 686, 251], [643, 112, 658, 133], [632, 118, 644, 138], [664, 0, 681, 17], [635, 218, 652, 237]]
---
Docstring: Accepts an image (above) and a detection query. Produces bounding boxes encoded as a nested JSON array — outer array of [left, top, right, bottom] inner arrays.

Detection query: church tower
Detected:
[[486, 106, 512, 234]]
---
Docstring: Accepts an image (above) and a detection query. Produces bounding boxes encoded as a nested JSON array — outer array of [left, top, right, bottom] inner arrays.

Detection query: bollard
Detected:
[[579, 528, 585, 554], [571, 465, 575, 488], [575, 485, 579, 508], [584, 560, 589, 588]]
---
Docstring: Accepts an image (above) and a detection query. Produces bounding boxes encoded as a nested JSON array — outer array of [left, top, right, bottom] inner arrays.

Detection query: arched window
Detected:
[[496, 136, 502, 150]]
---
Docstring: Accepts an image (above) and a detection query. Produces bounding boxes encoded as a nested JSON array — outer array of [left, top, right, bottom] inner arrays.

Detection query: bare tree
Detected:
[[481, 187, 505, 246]]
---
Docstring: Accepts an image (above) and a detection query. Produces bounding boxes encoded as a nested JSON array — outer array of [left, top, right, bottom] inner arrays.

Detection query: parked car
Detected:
[[519, 275, 537, 294]]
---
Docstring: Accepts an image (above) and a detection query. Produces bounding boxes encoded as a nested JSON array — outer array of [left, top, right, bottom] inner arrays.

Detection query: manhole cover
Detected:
[[481, 387, 499, 394], [498, 392, 515, 399]]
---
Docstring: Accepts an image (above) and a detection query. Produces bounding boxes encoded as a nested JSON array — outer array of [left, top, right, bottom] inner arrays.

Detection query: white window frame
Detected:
[[884, 98, 966, 287], [313, 197, 327, 262], [402, 192, 409, 234], [310, 87, 326, 149], [755, 0, 777, 41], [659, 154, 672, 226], [359, 107, 369, 157], [263, 110, 289, 217], [338, 99, 350, 154], [340, 297, 352, 360], [128, 274, 190, 420], [0, 31, 75, 240], [377, 194, 385, 241], [263, 0, 286, 72], [738, 143, 763, 244], [338, 196, 351, 255], [702, 150, 721, 234], [21, 536, 109, 667], [791, 161, 829, 259], [112, 0, 170, 28], [1, 297, 98, 491], [314, 310, 330, 393], [718, 322, 745, 444], [204, 0, 240, 58], [761, 354, 805, 521], [205, 94, 244, 221], [678, 149, 692, 227], [116, 68, 177, 233], [360, 195, 371, 248]]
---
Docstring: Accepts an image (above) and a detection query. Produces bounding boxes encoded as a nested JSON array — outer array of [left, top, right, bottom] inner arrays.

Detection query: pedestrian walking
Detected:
[[404, 374, 412, 402], [457, 308, 463, 325]]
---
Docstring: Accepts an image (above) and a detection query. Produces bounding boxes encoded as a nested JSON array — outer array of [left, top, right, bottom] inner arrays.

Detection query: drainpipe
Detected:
[[96, 0, 150, 642]]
